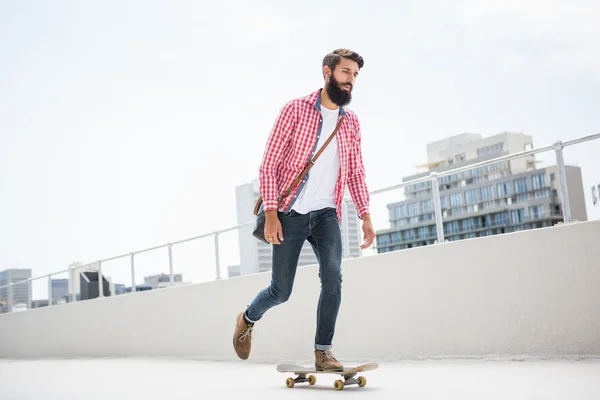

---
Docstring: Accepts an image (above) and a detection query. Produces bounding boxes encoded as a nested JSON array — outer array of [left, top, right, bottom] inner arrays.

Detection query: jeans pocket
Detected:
[[278, 210, 297, 219]]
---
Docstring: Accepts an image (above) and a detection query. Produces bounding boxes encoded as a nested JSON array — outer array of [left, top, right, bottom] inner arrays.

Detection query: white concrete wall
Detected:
[[1, 220, 599, 361]]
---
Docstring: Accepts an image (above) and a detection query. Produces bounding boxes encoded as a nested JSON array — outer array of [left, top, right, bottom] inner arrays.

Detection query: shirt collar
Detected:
[[311, 88, 347, 116]]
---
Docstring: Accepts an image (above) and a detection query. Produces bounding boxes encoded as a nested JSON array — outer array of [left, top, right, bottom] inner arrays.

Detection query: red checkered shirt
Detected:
[[258, 89, 370, 223]]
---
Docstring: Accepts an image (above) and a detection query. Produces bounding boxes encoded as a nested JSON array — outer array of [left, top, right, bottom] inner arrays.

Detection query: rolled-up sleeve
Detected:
[[346, 119, 370, 218], [259, 102, 295, 211]]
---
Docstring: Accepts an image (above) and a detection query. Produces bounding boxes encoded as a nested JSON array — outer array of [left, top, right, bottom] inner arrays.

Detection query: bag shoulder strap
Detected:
[[278, 115, 345, 200], [253, 115, 345, 215]]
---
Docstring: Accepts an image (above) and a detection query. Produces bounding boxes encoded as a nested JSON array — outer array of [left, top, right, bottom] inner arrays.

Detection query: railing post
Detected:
[[27, 278, 32, 310], [69, 267, 75, 303], [8, 283, 13, 313], [130, 253, 136, 293], [168, 244, 174, 286], [342, 199, 351, 258], [430, 172, 445, 243], [553, 141, 572, 223], [97, 261, 104, 298], [214, 232, 221, 280], [48, 274, 53, 306]]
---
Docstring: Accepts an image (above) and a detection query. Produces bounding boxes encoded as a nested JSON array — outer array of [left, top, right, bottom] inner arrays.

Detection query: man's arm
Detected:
[[347, 118, 375, 249], [346, 119, 370, 219], [258, 101, 295, 212]]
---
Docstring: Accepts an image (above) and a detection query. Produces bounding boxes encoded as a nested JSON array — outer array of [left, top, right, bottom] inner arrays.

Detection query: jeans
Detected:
[[245, 207, 343, 351]]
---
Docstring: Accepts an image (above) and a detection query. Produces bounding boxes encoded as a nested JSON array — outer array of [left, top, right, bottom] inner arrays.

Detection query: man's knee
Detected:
[[270, 285, 292, 304], [320, 269, 342, 294]]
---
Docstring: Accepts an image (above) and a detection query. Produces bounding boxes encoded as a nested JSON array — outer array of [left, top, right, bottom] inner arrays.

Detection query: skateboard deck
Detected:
[[276, 362, 378, 390]]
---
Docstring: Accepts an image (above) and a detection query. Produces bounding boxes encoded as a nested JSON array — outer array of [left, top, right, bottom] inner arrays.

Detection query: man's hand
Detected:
[[264, 210, 284, 245], [360, 214, 376, 249]]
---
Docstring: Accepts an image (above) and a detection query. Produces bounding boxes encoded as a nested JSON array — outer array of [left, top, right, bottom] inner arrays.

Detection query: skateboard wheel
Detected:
[[358, 376, 367, 387], [334, 380, 344, 390], [286, 378, 295, 388], [308, 375, 316, 385]]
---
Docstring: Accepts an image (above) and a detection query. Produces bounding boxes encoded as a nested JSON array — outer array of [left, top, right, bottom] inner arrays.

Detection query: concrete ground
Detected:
[[1, 358, 599, 399]]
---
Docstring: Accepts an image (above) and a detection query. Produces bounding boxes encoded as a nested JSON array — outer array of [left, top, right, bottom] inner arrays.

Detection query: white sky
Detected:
[[1, 0, 600, 299]]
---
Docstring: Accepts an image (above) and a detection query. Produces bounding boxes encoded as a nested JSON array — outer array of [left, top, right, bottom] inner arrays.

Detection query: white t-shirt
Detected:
[[291, 106, 341, 214]]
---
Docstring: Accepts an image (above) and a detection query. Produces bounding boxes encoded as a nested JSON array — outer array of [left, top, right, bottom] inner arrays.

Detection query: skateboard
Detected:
[[276, 362, 378, 390]]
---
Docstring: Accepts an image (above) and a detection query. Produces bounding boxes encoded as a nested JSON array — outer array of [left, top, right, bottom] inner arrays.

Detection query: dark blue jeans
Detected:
[[245, 207, 343, 351]]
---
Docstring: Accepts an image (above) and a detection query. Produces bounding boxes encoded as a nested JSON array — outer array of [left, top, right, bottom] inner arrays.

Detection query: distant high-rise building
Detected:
[[51, 279, 69, 304], [235, 179, 362, 276], [376, 132, 588, 253], [113, 283, 127, 295], [227, 265, 241, 278], [68, 262, 98, 302], [0, 269, 31, 313], [143, 273, 184, 289]]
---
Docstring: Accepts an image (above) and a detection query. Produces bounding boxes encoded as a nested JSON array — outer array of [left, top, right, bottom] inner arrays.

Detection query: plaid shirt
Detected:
[[258, 89, 370, 223]]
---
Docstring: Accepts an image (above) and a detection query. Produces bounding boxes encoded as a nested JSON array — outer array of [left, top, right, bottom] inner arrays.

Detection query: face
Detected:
[[324, 57, 360, 107]]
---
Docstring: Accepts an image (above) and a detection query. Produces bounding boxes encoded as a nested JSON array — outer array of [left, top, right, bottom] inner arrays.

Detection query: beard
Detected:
[[325, 74, 353, 107]]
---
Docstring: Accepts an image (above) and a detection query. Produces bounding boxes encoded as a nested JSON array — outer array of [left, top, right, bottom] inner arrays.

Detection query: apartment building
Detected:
[[376, 133, 587, 252]]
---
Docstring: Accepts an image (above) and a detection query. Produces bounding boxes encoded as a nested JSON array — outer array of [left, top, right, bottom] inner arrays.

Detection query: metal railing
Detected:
[[1, 133, 599, 313], [376, 209, 564, 248]]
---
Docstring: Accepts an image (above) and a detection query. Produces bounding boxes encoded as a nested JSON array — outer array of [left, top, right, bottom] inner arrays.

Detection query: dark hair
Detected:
[[322, 48, 364, 76]]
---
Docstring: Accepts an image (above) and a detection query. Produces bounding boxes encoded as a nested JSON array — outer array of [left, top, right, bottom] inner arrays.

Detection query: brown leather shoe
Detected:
[[233, 311, 254, 360], [315, 350, 343, 371]]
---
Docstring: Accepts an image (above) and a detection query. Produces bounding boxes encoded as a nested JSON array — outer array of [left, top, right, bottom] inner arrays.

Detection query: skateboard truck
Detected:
[[285, 373, 317, 387]]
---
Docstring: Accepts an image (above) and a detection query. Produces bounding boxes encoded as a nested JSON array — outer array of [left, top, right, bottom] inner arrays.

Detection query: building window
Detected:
[[511, 209, 525, 225], [477, 142, 504, 156], [480, 186, 494, 201], [514, 178, 528, 193], [532, 173, 546, 190], [483, 201, 495, 210], [407, 203, 419, 216], [516, 193, 529, 202], [494, 212, 508, 226], [440, 196, 448, 209], [444, 221, 460, 234], [535, 189, 549, 199], [463, 218, 477, 231], [450, 193, 463, 207], [421, 213, 434, 221], [421, 199, 433, 213], [473, 167, 486, 176], [529, 205, 545, 220], [488, 172, 502, 180], [465, 189, 478, 204], [394, 205, 406, 219], [377, 234, 390, 246], [497, 182, 511, 197]]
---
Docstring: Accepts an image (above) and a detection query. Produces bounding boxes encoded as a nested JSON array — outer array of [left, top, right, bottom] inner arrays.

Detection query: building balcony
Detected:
[[377, 209, 564, 251], [387, 186, 558, 230]]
